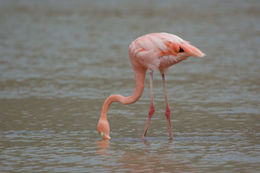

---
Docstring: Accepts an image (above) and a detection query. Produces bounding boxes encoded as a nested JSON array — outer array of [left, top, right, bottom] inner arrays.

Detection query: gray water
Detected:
[[0, 0, 259, 172]]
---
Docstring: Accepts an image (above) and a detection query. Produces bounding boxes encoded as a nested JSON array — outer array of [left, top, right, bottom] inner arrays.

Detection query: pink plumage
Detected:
[[97, 32, 205, 140], [129, 32, 205, 72]]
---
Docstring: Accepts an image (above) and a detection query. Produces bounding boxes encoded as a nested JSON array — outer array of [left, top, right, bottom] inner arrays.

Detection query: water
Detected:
[[0, 0, 259, 172]]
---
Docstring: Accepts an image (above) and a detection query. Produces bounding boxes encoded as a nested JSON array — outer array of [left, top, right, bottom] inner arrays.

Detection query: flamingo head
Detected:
[[97, 119, 111, 140]]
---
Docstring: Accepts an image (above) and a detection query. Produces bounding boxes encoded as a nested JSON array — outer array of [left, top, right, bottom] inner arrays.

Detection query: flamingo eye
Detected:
[[179, 47, 184, 53]]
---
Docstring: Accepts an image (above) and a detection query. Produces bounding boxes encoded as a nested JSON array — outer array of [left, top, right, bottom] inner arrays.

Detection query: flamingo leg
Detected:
[[161, 73, 173, 139], [142, 71, 155, 139]]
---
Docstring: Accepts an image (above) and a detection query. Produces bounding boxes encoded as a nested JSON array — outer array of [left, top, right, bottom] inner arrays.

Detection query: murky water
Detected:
[[0, 0, 259, 172]]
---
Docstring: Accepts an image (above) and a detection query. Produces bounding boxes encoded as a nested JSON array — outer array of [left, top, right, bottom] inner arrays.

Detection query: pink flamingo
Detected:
[[97, 32, 205, 140]]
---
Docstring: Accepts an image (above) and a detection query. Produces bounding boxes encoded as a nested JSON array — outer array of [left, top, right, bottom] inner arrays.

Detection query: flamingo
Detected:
[[97, 32, 205, 140]]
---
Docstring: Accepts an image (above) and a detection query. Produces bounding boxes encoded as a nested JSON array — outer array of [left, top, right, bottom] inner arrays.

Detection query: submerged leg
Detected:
[[142, 71, 155, 139], [161, 73, 173, 139]]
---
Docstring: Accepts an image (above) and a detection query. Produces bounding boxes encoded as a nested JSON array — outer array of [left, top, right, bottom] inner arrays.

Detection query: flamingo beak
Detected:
[[100, 132, 111, 140]]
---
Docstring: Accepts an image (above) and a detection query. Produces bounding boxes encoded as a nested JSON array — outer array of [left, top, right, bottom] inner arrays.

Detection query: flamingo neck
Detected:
[[100, 67, 146, 120]]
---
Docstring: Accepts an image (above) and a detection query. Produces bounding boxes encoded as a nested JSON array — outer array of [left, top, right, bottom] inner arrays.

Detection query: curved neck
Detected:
[[100, 67, 146, 120]]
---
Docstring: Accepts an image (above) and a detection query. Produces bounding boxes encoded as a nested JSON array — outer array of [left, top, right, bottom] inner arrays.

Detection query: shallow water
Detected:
[[0, 0, 260, 172]]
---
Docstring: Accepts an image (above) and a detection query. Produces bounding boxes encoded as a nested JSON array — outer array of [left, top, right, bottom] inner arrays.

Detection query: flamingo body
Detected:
[[129, 33, 205, 71], [97, 32, 205, 140]]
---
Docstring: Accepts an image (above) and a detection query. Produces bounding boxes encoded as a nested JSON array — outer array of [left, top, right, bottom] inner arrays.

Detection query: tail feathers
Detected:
[[181, 42, 206, 58]]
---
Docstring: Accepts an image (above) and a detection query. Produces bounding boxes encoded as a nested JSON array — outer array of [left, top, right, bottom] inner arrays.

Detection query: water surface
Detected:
[[0, 0, 260, 172]]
